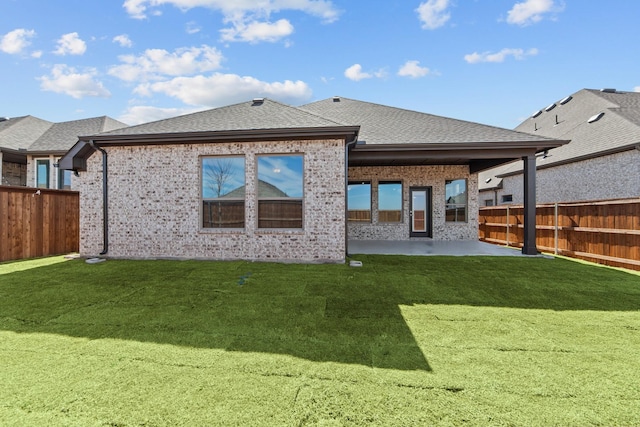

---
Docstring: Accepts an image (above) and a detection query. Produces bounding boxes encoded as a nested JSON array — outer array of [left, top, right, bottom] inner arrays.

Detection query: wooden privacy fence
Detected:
[[479, 198, 640, 271], [0, 186, 79, 262]]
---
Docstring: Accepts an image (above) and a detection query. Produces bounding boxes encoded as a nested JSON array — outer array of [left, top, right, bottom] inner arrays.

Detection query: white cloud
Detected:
[[186, 21, 201, 34], [634, 87, 640, 93], [0, 28, 36, 54], [113, 34, 133, 47], [135, 73, 312, 106], [109, 45, 224, 82], [31, 50, 43, 58], [506, 0, 563, 26], [464, 48, 539, 64], [398, 60, 430, 78], [344, 64, 387, 81], [118, 105, 202, 125], [123, 0, 340, 22], [344, 64, 371, 81], [54, 32, 87, 56], [123, 0, 339, 43], [220, 19, 294, 43], [416, 0, 451, 30], [39, 64, 111, 99]]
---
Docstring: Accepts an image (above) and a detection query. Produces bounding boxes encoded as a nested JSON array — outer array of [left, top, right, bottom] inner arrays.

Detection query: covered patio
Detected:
[[348, 239, 528, 257]]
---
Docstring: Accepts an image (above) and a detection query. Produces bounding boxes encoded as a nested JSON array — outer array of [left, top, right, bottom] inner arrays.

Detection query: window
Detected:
[[257, 155, 303, 229], [348, 181, 371, 222], [484, 199, 494, 207], [378, 181, 402, 222], [445, 179, 467, 222], [58, 167, 72, 190], [501, 194, 513, 204], [36, 159, 50, 188], [201, 157, 245, 228]]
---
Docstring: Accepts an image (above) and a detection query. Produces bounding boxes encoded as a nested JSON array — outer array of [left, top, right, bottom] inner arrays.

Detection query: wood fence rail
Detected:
[[0, 185, 79, 262], [479, 198, 640, 271]]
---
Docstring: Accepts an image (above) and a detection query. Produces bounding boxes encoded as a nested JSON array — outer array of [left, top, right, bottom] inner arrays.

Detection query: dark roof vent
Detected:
[[559, 95, 573, 105], [600, 88, 617, 93], [531, 110, 542, 118], [252, 98, 265, 105], [545, 103, 556, 112], [332, 96, 341, 102], [588, 112, 605, 123]]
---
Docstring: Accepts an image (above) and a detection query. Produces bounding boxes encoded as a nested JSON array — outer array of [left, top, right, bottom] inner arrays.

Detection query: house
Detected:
[[480, 89, 640, 205], [60, 97, 566, 263], [0, 115, 127, 188], [0, 116, 52, 186]]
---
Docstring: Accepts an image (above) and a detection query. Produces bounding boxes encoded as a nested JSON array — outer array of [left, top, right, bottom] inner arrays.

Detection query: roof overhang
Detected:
[[0, 147, 28, 164], [348, 140, 569, 173], [59, 126, 360, 172]]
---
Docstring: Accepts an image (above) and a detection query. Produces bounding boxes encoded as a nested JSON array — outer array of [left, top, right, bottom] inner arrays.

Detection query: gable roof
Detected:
[[97, 98, 349, 138], [61, 99, 360, 171], [0, 116, 53, 152], [28, 116, 127, 154], [479, 88, 640, 190]]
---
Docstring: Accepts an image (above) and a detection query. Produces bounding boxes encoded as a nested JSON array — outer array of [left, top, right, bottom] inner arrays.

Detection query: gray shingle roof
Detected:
[[301, 97, 554, 145], [0, 116, 53, 151], [28, 116, 127, 153], [99, 99, 346, 137], [479, 88, 640, 190]]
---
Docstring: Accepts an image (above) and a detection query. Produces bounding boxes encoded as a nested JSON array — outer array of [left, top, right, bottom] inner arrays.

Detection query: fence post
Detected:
[[554, 203, 559, 255], [506, 206, 510, 247]]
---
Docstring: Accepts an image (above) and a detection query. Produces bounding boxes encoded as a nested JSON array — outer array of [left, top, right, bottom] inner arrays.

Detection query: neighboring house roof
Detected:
[[222, 180, 288, 198], [479, 88, 640, 190], [0, 116, 53, 152], [27, 116, 127, 154]]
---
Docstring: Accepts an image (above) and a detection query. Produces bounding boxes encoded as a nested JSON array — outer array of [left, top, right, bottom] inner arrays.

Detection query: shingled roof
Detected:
[[98, 98, 347, 137], [0, 116, 53, 151], [63, 96, 566, 173], [28, 116, 127, 154], [479, 88, 640, 190], [301, 96, 554, 145]]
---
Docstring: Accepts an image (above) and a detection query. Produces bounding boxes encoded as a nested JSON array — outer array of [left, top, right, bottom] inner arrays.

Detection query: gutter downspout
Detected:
[[89, 140, 108, 255], [344, 137, 358, 258]]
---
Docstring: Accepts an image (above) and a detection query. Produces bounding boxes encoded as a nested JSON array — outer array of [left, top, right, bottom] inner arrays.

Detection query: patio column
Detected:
[[522, 154, 538, 255]]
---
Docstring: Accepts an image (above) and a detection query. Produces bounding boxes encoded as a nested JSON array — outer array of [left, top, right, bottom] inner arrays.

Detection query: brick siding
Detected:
[[75, 139, 347, 263]]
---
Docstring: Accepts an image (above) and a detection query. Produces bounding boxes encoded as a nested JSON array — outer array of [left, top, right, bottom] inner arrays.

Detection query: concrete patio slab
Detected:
[[348, 240, 526, 257]]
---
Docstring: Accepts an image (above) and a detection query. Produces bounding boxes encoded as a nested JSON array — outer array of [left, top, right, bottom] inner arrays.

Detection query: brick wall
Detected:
[[1, 160, 27, 186], [347, 165, 479, 240], [485, 149, 640, 205], [75, 139, 347, 263]]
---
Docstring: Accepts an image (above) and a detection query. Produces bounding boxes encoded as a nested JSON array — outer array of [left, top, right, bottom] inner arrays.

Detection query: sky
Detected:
[[2, 0, 639, 129]]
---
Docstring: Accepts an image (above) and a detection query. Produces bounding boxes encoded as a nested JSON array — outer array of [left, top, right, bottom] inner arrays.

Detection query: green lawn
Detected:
[[1, 255, 639, 426]]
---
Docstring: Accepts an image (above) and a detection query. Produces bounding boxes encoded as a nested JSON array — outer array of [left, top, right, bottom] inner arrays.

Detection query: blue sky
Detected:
[[2, 0, 639, 129]]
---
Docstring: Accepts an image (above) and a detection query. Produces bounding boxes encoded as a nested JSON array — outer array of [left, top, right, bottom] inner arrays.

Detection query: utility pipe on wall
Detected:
[[89, 140, 109, 255]]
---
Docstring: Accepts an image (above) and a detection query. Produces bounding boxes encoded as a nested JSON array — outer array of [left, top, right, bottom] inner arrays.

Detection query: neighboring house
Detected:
[[0, 115, 127, 188], [480, 88, 640, 205], [0, 116, 52, 186], [60, 97, 565, 263]]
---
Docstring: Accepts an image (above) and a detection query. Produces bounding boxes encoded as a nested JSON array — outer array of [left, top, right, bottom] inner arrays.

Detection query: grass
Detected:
[[0, 254, 639, 426]]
